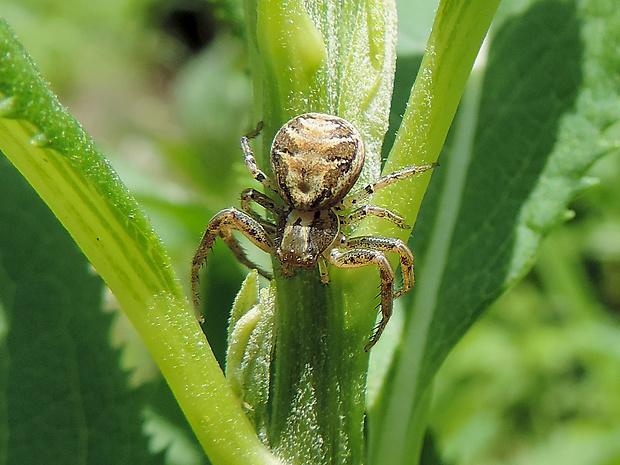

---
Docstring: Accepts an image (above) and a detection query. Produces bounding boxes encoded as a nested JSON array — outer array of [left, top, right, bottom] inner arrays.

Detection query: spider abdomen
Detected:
[[271, 113, 365, 211]]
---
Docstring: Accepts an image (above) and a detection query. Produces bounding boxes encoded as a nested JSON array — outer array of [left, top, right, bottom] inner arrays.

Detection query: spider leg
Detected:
[[240, 188, 285, 235], [326, 247, 395, 351], [240, 188, 285, 216], [318, 255, 330, 284], [191, 207, 275, 321], [219, 229, 274, 280], [241, 122, 277, 191], [339, 204, 410, 229], [344, 236, 414, 298], [335, 162, 438, 211]]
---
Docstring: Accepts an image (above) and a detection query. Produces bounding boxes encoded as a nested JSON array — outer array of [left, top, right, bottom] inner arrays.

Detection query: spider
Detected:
[[191, 113, 436, 351]]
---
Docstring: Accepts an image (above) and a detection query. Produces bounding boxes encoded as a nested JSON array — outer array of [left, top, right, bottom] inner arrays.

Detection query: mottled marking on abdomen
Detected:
[[270, 113, 365, 211]]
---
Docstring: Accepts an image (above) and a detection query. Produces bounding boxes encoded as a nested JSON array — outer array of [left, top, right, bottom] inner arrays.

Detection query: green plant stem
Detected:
[[364, 0, 501, 464], [267, 271, 368, 463], [249, 0, 397, 462], [0, 20, 280, 465]]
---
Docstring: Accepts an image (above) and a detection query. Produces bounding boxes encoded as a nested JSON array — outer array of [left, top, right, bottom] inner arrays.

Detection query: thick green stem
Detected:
[[268, 271, 368, 463], [247, 0, 397, 462]]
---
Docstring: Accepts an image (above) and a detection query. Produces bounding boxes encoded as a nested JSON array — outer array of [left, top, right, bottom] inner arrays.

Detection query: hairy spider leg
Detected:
[[344, 236, 414, 298], [327, 246, 395, 351], [240, 187, 285, 235], [318, 254, 330, 284], [335, 162, 438, 211], [191, 207, 275, 321], [339, 204, 410, 229], [241, 122, 277, 191], [240, 187, 284, 216]]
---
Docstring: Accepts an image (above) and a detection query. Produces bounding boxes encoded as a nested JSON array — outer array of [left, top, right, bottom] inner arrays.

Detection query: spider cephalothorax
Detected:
[[191, 113, 436, 350]]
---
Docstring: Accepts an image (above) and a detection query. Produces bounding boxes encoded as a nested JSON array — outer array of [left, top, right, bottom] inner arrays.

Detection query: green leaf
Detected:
[[0, 18, 280, 465], [0, 155, 159, 464], [141, 378, 210, 465], [369, 0, 620, 463]]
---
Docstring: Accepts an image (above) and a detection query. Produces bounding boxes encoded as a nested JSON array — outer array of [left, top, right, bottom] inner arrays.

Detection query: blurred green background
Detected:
[[2, 0, 619, 464]]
